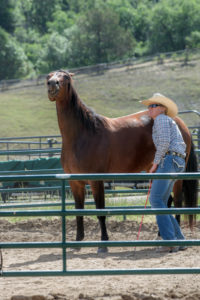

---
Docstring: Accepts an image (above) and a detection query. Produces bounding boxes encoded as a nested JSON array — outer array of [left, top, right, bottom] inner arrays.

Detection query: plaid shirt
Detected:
[[152, 114, 186, 165]]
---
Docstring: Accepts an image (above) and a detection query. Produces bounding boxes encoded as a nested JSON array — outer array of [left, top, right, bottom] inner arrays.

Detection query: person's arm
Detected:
[[149, 163, 158, 173]]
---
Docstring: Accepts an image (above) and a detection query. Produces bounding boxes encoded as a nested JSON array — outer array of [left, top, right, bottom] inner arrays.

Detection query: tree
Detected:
[[47, 10, 76, 34], [66, 0, 94, 12], [68, 5, 135, 66], [186, 31, 200, 48], [107, 0, 136, 31], [36, 33, 70, 73], [148, 0, 200, 53], [30, 0, 61, 34], [0, 28, 30, 79], [0, 0, 16, 33], [15, 0, 33, 32]]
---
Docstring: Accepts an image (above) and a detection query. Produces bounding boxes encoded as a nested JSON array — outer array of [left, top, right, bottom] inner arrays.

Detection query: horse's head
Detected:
[[46, 70, 74, 102]]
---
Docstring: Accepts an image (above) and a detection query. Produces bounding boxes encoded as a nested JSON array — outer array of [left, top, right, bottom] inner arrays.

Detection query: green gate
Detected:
[[0, 172, 200, 276]]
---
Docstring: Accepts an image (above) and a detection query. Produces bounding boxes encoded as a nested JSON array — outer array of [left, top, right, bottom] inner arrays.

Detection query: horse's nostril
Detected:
[[47, 80, 59, 89]]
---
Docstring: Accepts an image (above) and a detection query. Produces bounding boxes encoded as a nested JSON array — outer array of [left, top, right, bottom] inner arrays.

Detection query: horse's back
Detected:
[[105, 111, 155, 172]]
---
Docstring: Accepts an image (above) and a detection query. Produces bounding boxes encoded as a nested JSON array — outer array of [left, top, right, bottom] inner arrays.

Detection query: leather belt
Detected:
[[166, 151, 185, 160]]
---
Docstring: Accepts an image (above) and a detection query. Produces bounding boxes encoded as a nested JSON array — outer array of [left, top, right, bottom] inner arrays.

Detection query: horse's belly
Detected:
[[108, 150, 154, 173]]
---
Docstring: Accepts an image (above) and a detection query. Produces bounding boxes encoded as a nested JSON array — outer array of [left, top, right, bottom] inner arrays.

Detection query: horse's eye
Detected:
[[63, 75, 69, 80]]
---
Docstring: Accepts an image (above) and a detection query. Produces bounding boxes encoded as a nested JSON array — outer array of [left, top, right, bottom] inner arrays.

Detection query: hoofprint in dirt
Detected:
[[0, 218, 200, 300]]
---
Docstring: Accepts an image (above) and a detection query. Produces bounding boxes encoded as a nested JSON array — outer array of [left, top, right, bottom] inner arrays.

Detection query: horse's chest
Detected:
[[61, 147, 82, 173]]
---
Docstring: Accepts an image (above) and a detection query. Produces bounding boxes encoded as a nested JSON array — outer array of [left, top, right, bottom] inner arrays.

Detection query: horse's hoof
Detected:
[[97, 247, 108, 254]]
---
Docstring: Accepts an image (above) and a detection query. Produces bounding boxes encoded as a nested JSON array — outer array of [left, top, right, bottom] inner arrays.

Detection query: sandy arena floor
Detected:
[[0, 217, 200, 300]]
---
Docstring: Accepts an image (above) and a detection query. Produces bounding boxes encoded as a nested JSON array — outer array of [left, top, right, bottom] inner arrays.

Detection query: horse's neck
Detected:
[[56, 102, 78, 146], [56, 91, 88, 147]]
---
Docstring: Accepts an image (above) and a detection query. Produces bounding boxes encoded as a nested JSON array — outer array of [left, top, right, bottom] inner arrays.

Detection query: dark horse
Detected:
[[47, 70, 198, 252]]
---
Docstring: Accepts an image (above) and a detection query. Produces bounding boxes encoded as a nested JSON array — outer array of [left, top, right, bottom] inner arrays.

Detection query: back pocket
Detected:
[[173, 158, 185, 172]]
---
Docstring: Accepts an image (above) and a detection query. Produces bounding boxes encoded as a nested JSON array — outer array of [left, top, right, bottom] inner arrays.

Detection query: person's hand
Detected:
[[149, 163, 158, 173]]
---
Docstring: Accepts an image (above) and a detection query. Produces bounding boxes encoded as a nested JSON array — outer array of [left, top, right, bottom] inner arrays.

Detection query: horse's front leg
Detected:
[[90, 180, 109, 253], [70, 181, 85, 242]]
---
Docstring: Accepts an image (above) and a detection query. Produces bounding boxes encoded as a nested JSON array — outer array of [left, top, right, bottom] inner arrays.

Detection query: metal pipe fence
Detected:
[[0, 167, 199, 202], [0, 115, 198, 163], [0, 172, 200, 277], [0, 135, 61, 160], [179, 111, 200, 161]]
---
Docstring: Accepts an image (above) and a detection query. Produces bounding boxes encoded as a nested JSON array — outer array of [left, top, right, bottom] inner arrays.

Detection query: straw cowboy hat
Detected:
[[141, 93, 178, 118]]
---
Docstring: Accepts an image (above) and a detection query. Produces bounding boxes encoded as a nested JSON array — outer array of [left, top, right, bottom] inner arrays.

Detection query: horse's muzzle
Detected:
[[47, 80, 60, 99]]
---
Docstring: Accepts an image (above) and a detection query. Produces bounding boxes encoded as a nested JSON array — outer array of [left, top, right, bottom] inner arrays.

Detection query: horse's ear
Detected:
[[69, 73, 75, 77]]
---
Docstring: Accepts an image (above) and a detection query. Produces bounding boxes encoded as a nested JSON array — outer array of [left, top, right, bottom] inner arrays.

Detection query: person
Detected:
[[141, 93, 187, 253]]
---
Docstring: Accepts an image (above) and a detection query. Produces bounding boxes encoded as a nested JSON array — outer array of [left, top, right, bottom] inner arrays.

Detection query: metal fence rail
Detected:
[[0, 148, 61, 156], [0, 172, 200, 277]]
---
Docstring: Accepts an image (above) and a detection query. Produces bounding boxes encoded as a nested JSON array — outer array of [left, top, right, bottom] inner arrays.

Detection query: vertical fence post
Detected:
[[6, 142, 9, 161], [198, 127, 200, 163], [39, 137, 42, 158], [28, 143, 31, 160], [61, 179, 67, 272]]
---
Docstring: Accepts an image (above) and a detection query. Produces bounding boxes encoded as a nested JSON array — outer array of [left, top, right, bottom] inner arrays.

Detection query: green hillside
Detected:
[[0, 59, 200, 138]]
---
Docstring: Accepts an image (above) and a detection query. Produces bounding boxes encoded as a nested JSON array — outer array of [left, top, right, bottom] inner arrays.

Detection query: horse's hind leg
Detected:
[[90, 180, 109, 253], [70, 181, 85, 242], [173, 180, 183, 225]]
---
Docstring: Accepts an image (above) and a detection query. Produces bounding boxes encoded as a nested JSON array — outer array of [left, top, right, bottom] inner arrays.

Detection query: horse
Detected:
[[47, 70, 198, 252]]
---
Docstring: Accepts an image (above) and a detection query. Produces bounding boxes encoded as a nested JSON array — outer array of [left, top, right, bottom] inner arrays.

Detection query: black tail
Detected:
[[183, 141, 198, 228]]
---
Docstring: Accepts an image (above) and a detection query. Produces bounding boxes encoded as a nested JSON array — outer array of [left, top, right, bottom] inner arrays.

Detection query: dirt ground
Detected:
[[0, 217, 200, 300]]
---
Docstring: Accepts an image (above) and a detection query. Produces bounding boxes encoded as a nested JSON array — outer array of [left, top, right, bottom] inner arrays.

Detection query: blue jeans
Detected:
[[149, 154, 185, 240]]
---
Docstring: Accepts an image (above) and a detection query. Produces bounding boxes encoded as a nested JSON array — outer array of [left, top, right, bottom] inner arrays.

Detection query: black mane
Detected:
[[69, 82, 106, 133]]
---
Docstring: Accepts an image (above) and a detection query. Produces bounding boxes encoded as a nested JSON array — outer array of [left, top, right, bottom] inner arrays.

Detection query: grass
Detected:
[[0, 57, 200, 138], [0, 86, 57, 137]]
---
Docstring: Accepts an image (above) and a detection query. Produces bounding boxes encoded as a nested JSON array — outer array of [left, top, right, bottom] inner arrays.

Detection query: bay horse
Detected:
[[47, 70, 198, 252]]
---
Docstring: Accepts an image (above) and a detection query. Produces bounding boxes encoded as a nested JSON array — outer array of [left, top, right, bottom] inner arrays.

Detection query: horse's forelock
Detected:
[[57, 69, 74, 79], [54, 70, 73, 90]]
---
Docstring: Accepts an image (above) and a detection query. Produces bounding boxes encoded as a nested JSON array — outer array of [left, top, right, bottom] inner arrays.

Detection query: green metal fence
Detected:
[[0, 172, 200, 277]]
